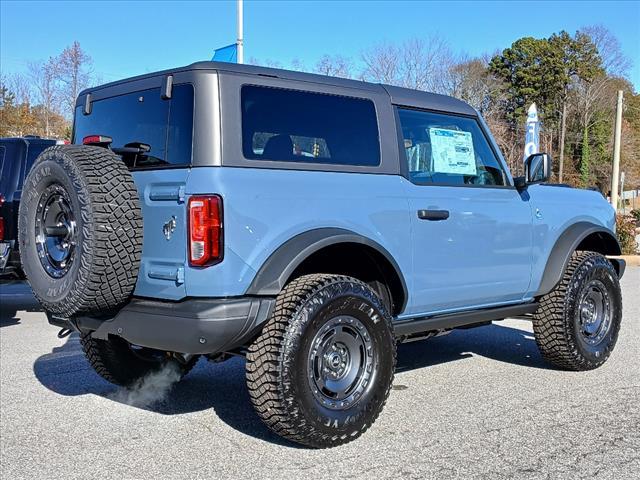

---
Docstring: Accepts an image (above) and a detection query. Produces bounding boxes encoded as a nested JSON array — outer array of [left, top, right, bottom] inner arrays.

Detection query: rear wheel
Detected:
[[533, 251, 622, 370], [80, 332, 199, 387], [246, 274, 396, 448]]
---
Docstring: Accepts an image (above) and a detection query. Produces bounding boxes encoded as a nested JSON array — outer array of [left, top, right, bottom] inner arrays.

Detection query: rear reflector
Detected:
[[188, 195, 223, 266]]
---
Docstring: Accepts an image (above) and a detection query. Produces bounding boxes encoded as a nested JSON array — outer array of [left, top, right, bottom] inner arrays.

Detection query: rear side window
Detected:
[[73, 84, 194, 169], [241, 85, 380, 167]]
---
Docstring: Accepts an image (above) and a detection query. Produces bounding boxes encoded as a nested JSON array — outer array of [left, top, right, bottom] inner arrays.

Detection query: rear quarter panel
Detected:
[[184, 167, 412, 300]]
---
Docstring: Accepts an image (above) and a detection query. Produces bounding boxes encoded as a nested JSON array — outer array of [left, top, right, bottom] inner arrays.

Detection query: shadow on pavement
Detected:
[[0, 280, 41, 328], [396, 321, 549, 372], [0, 311, 22, 327], [32, 333, 300, 447], [32, 321, 548, 447]]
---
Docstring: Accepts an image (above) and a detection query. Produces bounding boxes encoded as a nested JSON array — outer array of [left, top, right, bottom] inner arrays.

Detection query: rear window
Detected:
[[241, 85, 380, 167], [73, 84, 194, 169]]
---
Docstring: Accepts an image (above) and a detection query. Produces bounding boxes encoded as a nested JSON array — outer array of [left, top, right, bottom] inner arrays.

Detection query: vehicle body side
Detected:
[[72, 63, 620, 327]]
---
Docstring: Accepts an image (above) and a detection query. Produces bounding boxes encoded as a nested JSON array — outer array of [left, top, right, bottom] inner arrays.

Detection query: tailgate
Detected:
[[132, 169, 190, 300]]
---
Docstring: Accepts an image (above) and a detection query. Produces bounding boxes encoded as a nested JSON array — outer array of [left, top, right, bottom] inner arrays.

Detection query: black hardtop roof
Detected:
[[78, 61, 477, 116]]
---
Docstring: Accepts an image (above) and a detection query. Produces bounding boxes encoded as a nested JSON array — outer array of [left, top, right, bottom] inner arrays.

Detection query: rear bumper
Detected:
[[58, 296, 275, 355]]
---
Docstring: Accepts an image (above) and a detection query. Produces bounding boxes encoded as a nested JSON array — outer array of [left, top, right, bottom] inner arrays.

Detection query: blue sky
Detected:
[[2, 0, 639, 90]]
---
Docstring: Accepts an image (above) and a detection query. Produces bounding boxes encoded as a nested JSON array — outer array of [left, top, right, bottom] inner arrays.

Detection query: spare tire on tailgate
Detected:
[[18, 145, 142, 317]]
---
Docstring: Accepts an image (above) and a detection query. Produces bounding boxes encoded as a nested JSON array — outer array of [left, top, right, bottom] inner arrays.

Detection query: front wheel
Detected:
[[533, 251, 622, 370], [246, 274, 396, 448]]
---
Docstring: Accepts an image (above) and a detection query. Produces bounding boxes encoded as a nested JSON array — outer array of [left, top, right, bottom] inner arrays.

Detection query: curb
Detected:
[[609, 255, 640, 266]]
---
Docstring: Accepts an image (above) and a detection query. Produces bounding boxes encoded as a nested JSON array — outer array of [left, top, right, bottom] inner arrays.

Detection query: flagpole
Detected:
[[237, 0, 244, 64]]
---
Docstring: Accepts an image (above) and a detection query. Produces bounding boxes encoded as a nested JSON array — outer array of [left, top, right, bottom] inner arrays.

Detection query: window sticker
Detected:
[[428, 128, 476, 176]]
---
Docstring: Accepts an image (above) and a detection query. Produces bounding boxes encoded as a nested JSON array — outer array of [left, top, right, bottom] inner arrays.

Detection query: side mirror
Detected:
[[525, 153, 552, 184], [515, 153, 552, 190]]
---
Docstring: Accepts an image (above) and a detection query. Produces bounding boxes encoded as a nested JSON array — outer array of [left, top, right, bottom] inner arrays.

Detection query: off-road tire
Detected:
[[533, 251, 622, 370], [18, 145, 142, 317], [246, 274, 396, 448], [80, 332, 199, 387]]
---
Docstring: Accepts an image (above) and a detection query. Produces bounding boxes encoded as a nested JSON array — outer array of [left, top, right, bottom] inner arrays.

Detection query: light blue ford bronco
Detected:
[[18, 62, 625, 448]]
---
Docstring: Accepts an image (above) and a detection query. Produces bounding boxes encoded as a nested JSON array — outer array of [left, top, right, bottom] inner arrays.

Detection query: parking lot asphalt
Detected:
[[1, 269, 639, 480]]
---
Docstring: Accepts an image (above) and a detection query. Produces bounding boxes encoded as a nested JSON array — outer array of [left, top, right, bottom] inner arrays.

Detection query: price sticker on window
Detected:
[[429, 128, 476, 176]]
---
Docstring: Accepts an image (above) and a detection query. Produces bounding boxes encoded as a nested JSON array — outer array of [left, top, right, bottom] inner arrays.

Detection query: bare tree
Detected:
[[264, 58, 284, 69], [290, 58, 308, 73], [361, 36, 454, 93], [7, 72, 33, 105], [28, 58, 59, 136], [314, 55, 353, 78], [443, 56, 504, 113], [57, 41, 92, 118], [581, 25, 631, 78], [400, 36, 452, 92], [361, 41, 400, 84], [0, 73, 37, 136]]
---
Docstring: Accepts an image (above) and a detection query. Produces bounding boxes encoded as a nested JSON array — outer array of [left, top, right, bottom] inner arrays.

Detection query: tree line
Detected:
[[254, 25, 639, 192], [0, 41, 93, 139], [1, 27, 638, 192]]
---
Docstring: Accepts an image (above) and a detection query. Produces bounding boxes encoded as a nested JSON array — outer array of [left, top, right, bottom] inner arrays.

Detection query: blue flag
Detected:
[[523, 103, 540, 161], [212, 44, 238, 63]]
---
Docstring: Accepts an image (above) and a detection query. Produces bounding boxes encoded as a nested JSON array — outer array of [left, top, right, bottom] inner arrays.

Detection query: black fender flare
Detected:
[[536, 222, 622, 296], [245, 228, 408, 311]]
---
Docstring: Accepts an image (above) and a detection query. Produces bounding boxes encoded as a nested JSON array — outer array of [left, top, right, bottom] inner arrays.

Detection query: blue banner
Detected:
[[523, 103, 540, 161], [212, 44, 238, 63]]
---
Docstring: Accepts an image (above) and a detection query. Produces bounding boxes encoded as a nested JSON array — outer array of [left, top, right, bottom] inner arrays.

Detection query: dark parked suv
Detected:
[[1, 136, 63, 281]]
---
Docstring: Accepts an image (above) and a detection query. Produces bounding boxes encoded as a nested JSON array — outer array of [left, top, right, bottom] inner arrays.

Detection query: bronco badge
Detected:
[[163, 216, 177, 240]]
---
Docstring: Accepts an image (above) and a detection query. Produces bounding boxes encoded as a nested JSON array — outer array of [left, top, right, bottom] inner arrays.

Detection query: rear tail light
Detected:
[[188, 195, 223, 266], [82, 135, 112, 146]]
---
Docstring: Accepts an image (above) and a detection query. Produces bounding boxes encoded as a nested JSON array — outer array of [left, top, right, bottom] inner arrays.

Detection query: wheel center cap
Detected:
[[581, 300, 596, 324], [328, 353, 341, 369], [323, 343, 350, 379]]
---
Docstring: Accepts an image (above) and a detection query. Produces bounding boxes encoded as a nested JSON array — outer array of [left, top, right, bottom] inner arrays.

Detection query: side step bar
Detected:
[[394, 302, 539, 338]]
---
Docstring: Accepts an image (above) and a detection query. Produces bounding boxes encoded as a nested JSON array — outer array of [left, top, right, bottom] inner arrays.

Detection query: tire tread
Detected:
[[533, 251, 622, 371], [246, 273, 396, 448]]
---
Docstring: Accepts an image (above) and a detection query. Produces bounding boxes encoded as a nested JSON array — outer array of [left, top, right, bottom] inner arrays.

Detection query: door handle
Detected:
[[417, 209, 450, 221]]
